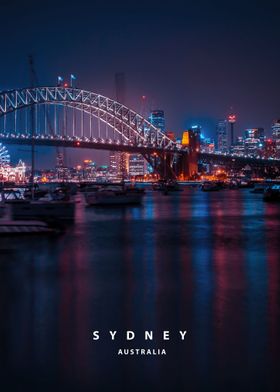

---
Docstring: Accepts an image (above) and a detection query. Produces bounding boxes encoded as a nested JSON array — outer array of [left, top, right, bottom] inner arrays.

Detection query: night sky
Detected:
[[1, 0, 280, 166]]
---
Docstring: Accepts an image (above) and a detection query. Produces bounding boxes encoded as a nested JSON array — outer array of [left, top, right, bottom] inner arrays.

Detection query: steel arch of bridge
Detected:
[[0, 86, 177, 150]]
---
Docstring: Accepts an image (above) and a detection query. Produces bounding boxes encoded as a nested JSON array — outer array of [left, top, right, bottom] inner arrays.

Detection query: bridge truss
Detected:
[[0, 86, 177, 151], [0, 86, 280, 179]]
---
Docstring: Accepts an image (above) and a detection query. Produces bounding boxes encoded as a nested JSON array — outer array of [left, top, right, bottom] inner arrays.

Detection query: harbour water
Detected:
[[0, 187, 280, 391]]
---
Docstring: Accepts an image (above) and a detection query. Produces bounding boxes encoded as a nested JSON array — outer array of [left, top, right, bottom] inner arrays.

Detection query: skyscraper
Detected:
[[231, 136, 245, 156], [201, 138, 215, 153], [264, 139, 276, 159], [109, 151, 119, 174], [244, 128, 264, 158], [128, 154, 145, 177], [272, 120, 280, 158], [109, 151, 128, 178], [191, 125, 202, 140], [216, 120, 228, 153], [228, 113, 236, 147], [149, 110, 165, 134], [244, 128, 264, 142]]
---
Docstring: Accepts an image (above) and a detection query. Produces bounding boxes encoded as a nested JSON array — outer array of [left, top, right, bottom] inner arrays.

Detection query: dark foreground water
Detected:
[[0, 188, 280, 392]]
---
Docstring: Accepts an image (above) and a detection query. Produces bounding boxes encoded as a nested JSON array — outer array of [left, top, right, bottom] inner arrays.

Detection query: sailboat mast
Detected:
[[28, 55, 36, 200]]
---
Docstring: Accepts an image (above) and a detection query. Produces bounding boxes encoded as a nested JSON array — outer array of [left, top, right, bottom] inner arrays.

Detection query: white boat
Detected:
[[0, 220, 54, 234], [85, 186, 144, 206]]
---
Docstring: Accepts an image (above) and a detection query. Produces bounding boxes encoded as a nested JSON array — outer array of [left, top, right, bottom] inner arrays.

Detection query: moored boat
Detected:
[[85, 185, 144, 206], [263, 184, 280, 202], [0, 220, 55, 235], [152, 180, 182, 192], [11, 199, 76, 222], [238, 180, 254, 189], [250, 183, 266, 194], [201, 181, 221, 192]]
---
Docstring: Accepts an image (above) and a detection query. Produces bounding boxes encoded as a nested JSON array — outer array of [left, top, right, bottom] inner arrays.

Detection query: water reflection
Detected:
[[0, 188, 280, 391]]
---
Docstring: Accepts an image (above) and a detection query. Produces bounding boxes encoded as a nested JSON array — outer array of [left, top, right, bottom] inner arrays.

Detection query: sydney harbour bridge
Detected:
[[0, 86, 279, 179]]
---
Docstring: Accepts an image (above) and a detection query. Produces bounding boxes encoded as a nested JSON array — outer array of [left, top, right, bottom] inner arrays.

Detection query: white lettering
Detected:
[[179, 330, 187, 340], [127, 331, 135, 340], [163, 331, 170, 340], [109, 331, 117, 340], [92, 331, 99, 340], [145, 331, 153, 340]]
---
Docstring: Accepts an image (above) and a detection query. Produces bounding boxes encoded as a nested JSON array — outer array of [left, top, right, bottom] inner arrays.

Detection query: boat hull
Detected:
[[85, 192, 143, 206], [0, 220, 54, 235], [11, 201, 76, 221]]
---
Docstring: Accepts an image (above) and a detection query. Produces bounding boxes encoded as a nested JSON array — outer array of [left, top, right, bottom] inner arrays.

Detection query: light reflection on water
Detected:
[[0, 188, 280, 391]]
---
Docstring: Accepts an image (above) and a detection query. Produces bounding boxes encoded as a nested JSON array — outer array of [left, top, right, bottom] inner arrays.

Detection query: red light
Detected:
[[76, 141, 80, 146], [64, 83, 68, 87], [228, 114, 236, 123]]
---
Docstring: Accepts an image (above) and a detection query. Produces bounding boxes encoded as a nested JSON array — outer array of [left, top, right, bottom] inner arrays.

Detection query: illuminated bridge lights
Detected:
[[0, 87, 280, 178], [0, 86, 176, 151]]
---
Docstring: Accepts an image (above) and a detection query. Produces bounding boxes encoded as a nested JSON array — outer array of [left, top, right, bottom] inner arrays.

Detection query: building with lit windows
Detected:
[[201, 138, 215, 153], [109, 151, 129, 177], [264, 139, 276, 159], [0, 160, 26, 183], [149, 110, 165, 133], [128, 154, 145, 177], [244, 128, 264, 142], [216, 120, 228, 153], [244, 138, 262, 158], [191, 125, 202, 141], [243, 128, 264, 158], [232, 136, 245, 156], [228, 113, 237, 147], [272, 120, 280, 158]]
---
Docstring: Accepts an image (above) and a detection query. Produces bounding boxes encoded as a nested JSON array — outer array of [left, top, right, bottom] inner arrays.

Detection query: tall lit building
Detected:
[[109, 151, 128, 177], [264, 139, 276, 159], [191, 125, 202, 141], [182, 131, 190, 146], [244, 138, 261, 158], [272, 120, 280, 158], [228, 113, 236, 147], [109, 151, 118, 174], [232, 136, 245, 156], [181, 129, 199, 177], [56, 151, 68, 180], [201, 138, 215, 153], [243, 128, 264, 158], [128, 154, 145, 177], [244, 128, 264, 143], [216, 120, 228, 153], [149, 110, 165, 134], [181, 129, 200, 152]]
